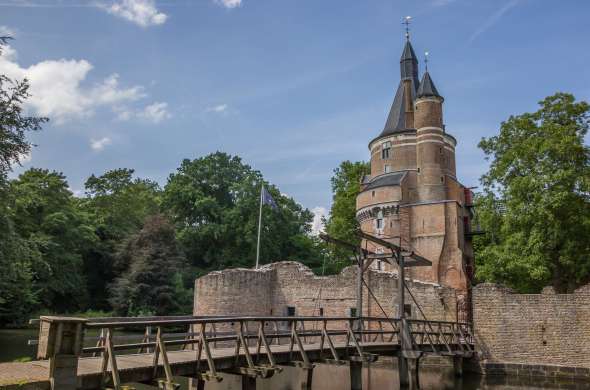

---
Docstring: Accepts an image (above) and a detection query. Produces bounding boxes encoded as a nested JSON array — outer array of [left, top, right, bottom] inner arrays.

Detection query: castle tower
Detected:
[[356, 32, 475, 311]]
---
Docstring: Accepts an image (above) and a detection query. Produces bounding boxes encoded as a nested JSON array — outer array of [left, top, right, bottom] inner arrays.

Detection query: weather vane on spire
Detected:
[[402, 16, 412, 40], [424, 51, 429, 71]]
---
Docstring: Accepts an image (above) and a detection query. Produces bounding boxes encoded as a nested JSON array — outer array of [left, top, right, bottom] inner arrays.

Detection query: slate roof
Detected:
[[379, 40, 420, 138], [416, 71, 442, 99], [362, 171, 406, 191]]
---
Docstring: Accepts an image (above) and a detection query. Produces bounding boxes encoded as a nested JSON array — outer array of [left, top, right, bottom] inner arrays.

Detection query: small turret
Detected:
[[415, 70, 446, 201], [414, 71, 444, 129]]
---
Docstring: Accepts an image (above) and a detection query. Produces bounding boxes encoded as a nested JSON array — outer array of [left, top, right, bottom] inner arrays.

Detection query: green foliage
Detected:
[[163, 152, 323, 271], [9, 168, 97, 311], [475, 93, 590, 293], [109, 214, 189, 316], [81, 168, 161, 309], [0, 220, 38, 325], [0, 38, 48, 325], [324, 160, 370, 272]]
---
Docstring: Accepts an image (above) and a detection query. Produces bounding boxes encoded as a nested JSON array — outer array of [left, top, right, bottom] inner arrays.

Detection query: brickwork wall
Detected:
[[194, 261, 457, 323], [473, 283, 590, 368]]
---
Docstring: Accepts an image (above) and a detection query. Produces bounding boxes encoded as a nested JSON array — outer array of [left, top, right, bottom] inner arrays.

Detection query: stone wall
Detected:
[[473, 283, 590, 369], [194, 261, 457, 322]]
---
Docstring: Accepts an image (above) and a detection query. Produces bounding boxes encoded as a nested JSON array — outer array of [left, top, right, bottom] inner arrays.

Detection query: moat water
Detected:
[[1, 329, 587, 389]]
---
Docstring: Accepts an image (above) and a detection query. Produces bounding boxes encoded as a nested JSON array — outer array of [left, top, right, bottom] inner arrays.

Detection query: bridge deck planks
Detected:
[[0, 341, 399, 389]]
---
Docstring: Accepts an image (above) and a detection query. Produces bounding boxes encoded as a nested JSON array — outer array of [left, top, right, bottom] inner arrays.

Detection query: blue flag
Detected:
[[261, 186, 278, 211]]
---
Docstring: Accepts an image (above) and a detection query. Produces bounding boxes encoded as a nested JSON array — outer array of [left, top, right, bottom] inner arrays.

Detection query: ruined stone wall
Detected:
[[194, 261, 457, 323], [473, 283, 590, 368], [193, 267, 272, 316]]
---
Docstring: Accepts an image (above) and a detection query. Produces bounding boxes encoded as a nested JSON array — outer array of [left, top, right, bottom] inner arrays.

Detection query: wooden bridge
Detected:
[[0, 314, 473, 390]]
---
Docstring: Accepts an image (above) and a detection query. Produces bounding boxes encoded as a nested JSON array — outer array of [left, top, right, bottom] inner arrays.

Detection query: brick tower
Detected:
[[356, 35, 475, 310]]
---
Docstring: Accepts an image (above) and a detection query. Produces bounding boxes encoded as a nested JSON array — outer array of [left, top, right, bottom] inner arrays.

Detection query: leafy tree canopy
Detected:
[[0, 38, 47, 181], [163, 152, 322, 271], [324, 160, 370, 270], [9, 168, 97, 311], [80, 168, 161, 309], [475, 93, 590, 293], [110, 214, 190, 316]]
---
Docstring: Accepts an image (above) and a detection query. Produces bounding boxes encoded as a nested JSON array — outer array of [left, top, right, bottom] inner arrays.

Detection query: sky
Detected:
[[1, 0, 590, 232]]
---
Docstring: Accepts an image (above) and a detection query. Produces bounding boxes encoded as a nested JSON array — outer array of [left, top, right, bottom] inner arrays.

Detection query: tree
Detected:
[[0, 38, 47, 324], [109, 214, 189, 316], [163, 152, 322, 272], [80, 168, 161, 309], [0, 37, 47, 180], [10, 168, 97, 312], [324, 161, 370, 271], [475, 93, 590, 293]]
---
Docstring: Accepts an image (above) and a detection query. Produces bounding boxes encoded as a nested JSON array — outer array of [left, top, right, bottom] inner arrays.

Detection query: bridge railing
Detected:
[[35, 315, 472, 390]]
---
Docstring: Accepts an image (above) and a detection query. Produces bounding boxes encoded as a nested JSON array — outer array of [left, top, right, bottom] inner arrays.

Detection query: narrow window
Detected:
[[384, 165, 391, 173], [319, 307, 324, 316], [404, 304, 412, 318], [441, 176, 444, 183], [287, 306, 296, 316], [372, 190, 376, 198], [382, 141, 391, 159], [376, 210, 384, 230], [349, 307, 358, 317]]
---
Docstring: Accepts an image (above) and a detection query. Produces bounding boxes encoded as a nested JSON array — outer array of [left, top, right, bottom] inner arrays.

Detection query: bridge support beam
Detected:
[[453, 356, 463, 377], [398, 355, 409, 387], [300, 366, 314, 390], [350, 360, 362, 390], [407, 358, 420, 389], [241, 375, 256, 390]]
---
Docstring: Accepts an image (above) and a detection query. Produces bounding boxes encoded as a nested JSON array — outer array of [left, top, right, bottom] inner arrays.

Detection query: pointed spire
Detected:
[[400, 40, 419, 85], [417, 71, 442, 100]]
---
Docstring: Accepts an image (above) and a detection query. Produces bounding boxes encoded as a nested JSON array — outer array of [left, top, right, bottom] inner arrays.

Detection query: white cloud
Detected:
[[101, 0, 168, 27], [138, 101, 171, 123], [469, 0, 521, 43], [0, 45, 145, 123], [90, 137, 112, 152], [116, 101, 171, 123], [206, 103, 228, 113], [311, 206, 327, 236], [214, 0, 242, 9]]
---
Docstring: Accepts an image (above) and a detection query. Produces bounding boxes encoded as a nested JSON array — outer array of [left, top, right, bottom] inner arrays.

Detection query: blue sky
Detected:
[[2, 0, 589, 229]]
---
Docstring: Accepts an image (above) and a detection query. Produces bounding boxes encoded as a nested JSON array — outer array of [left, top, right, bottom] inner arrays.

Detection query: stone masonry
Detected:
[[194, 261, 457, 322], [472, 283, 590, 371]]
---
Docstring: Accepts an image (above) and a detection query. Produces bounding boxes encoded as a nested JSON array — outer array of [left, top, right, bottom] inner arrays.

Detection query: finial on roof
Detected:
[[402, 16, 412, 40], [424, 51, 429, 71]]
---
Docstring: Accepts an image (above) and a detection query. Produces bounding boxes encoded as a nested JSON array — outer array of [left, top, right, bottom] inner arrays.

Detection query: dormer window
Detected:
[[382, 141, 391, 159]]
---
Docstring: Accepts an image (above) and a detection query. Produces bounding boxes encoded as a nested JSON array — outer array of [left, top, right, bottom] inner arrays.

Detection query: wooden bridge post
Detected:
[[407, 358, 420, 389], [36, 316, 87, 390], [349, 360, 362, 390], [453, 356, 464, 377], [398, 355, 409, 387], [300, 366, 314, 390], [241, 376, 256, 390]]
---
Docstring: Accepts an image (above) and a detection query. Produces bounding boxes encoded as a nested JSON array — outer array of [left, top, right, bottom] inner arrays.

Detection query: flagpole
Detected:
[[255, 184, 263, 269]]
